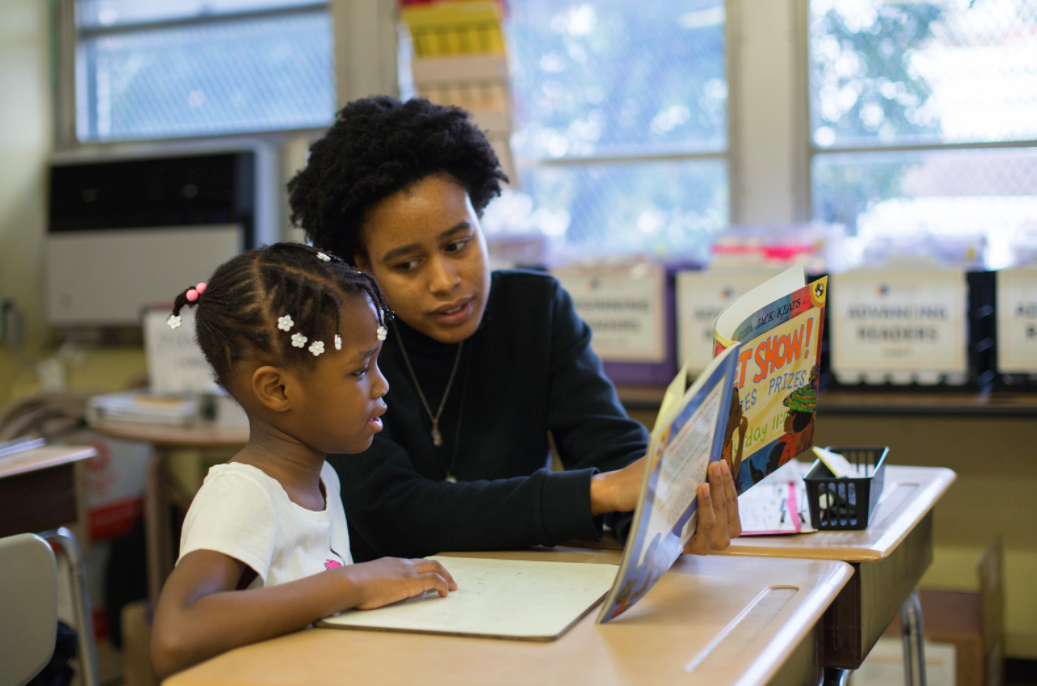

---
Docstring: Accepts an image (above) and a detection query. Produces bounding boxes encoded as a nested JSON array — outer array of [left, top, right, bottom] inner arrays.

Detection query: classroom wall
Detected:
[[0, 0, 145, 405], [0, 0, 52, 403]]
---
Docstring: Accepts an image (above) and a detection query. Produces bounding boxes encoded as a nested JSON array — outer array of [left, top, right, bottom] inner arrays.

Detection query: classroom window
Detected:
[[488, 0, 729, 259], [808, 0, 1037, 268], [73, 0, 335, 142]]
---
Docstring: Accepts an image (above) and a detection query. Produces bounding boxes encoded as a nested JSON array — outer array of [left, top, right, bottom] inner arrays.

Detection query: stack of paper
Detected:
[[87, 392, 198, 427]]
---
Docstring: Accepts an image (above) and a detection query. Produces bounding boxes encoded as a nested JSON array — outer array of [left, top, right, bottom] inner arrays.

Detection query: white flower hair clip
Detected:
[[376, 326, 388, 341], [334, 334, 342, 351], [316, 252, 331, 262], [277, 315, 294, 332], [291, 332, 308, 348], [167, 315, 182, 330], [308, 340, 325, 356]]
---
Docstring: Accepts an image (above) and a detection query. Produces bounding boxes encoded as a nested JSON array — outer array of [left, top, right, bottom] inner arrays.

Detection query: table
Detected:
[[0, 444, 101, 686], [90, 422, 249, 603], [0, 445, 96, 537], [167, 548, 853, 686], [722, 465, 956, 682]]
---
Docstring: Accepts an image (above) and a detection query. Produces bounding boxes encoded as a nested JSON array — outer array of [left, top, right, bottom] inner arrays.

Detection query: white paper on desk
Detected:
[[318, 556, 619, 641], [738, 484, 800, 534], [739, 461, 816, 534]]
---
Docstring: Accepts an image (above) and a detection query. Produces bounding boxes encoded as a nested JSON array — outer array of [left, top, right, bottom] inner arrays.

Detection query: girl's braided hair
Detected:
[[171, 242, 388, 389]]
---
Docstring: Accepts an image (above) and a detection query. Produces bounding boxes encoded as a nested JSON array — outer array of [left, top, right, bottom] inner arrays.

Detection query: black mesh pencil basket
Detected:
[[803, 446, 888, 530]]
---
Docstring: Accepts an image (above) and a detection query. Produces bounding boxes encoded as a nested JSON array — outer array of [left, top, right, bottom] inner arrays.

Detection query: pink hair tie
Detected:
[[185, 282, 207, 302]]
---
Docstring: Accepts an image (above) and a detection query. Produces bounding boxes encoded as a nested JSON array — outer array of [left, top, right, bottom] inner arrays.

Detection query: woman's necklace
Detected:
[[393, 320, 464, 453]]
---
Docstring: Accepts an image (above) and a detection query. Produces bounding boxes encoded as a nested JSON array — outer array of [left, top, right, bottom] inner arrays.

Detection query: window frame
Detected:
[[51, 0, 343, 150], [798, 0, 1037, 230], [502, 0, 742, 229]]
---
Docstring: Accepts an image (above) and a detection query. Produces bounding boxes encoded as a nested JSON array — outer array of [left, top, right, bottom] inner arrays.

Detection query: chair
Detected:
[[0, 533, 58, 686], [0, 529, 101, 686]]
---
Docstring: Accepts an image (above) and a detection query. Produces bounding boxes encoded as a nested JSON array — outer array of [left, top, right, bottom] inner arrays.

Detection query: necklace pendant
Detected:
[[431, 424, 443, 447], [445, 474, 457, 483]]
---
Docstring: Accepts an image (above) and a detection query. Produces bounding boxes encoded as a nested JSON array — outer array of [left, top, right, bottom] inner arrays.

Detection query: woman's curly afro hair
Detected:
[[287, 96, 509, 264]]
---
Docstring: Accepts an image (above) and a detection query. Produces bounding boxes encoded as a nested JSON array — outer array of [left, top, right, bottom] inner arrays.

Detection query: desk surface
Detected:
[[91, 422, 249, 449], [0, 445, 96, 479], [166, 549, 852, 686], [722, 465, 955, 563], [617, 386, 1037, 417]]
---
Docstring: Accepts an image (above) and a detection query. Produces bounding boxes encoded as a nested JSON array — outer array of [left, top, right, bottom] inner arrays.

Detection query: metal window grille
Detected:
[[488, 0, 732, 259], [806, 0, 1037, 268], [69, 0, 335, 143]]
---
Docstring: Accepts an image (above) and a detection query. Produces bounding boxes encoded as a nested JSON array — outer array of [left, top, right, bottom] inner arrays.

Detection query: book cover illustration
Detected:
[[713, 268, 828, 494], [597, 345, 740, 623]]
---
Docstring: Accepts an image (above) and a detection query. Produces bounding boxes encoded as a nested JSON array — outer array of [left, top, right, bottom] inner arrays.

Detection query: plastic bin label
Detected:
[[676, 270, 783, 374], [553, 264, 666, 363], [996, 268, 1037, 373], [831, 270, 967, 374]]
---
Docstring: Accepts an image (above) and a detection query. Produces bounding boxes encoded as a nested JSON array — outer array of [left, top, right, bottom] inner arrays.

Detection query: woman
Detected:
[[288, 96, 740, 561]]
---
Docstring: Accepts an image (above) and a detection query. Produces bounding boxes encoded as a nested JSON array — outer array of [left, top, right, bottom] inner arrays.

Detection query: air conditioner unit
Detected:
[[46, 142, 279, 326]]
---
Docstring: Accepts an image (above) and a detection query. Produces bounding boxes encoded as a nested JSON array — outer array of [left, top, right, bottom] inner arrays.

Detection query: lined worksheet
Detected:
[[319, 556, 619, 641]]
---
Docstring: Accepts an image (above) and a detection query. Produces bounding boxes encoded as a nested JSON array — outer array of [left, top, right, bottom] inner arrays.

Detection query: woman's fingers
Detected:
[[683, 482, 715, 555], [720, 460, 742, 538], [707, 462, 731, 551]]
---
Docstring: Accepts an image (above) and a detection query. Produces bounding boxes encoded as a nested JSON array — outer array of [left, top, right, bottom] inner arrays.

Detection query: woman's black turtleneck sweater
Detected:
[[329, 269, 649, 561]]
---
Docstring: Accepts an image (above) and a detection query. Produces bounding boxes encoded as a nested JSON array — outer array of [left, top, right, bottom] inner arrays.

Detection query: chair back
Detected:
[[0, 533, 58, 686]]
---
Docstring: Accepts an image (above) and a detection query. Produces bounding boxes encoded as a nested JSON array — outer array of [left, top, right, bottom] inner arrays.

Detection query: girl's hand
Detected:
[[345, 557, 458, 610]]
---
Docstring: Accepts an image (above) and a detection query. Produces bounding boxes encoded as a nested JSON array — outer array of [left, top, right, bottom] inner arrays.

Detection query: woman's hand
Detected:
[[683, 460, 742, 555], [590, 456, 742, 554], [346, 557, 458, 610], [589, 457, 646, 516]]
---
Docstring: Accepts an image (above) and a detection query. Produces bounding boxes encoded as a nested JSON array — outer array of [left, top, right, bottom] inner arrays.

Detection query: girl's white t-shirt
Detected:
[[178, 462, 352, 587]]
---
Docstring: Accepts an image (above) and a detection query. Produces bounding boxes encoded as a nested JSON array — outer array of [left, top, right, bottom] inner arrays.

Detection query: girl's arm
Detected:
[[151, 550, 456, 678]]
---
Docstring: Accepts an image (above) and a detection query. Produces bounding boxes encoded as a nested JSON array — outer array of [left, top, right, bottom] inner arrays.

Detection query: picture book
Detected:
[[713, 267, 828, 494], [597, 344, 741, 622], [597, 267, 827, 623]]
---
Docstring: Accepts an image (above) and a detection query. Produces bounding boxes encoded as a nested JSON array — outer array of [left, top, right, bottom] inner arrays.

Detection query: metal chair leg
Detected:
[[41, 527, 101, 686], [900, 590, 927, 686], [821, 667, 850, 686]]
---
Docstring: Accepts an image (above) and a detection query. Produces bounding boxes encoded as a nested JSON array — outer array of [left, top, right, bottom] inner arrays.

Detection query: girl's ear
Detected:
[[251, 365, 294, 412]]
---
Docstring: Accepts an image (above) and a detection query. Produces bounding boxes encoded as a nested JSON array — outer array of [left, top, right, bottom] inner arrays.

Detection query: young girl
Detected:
[[150, 242, 456, 677]]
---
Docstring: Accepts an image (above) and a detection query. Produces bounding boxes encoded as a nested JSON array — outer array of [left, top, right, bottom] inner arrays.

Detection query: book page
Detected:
[[319, 556, 618, 641], [597, 345, 739, 623], [713, 266, 804, 352]]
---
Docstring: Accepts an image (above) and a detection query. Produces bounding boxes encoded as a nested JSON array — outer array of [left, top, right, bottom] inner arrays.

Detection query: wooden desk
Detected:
[[0, 445, 102, 686], [722, 465, 956, 672], [167, 548, 853, 686], [0, 445, 97, 537], [91, 421, 249, 602]]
